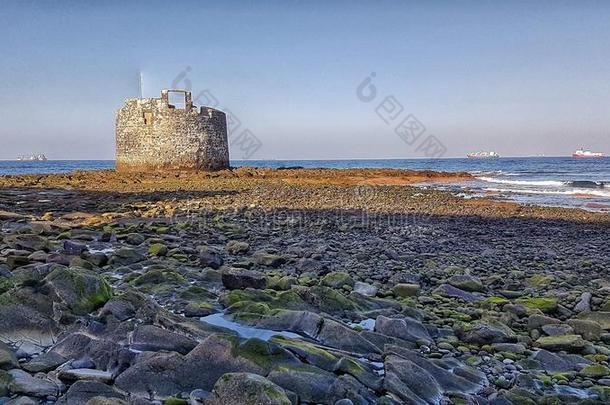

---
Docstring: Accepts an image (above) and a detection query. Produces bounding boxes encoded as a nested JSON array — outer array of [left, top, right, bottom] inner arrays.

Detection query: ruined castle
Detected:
[[115, 89, 229, 172]]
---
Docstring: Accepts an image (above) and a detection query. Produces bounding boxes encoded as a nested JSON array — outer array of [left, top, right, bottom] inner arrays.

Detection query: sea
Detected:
[[1, 157, 609, 212]]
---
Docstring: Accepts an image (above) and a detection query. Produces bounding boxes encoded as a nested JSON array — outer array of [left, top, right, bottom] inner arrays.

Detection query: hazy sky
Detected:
[[1, 0, 609, 160]]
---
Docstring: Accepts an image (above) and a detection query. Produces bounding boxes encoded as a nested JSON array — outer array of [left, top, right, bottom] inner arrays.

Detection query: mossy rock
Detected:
[[393, 283, 420, 298], [235, 338, 298, 373], [149, 243, 168, 256], [163, 398, 187, 405], [579, 364, 610, 378], [178, 285, 217, 302], [526, 274, 555, 287], [535, 334, 586, 352], [44, 266, 113, 315], [516, 297, 558, 313], [482, 296, 510, 307], [0, 278, 15, 294], [270, 336, 338, 371], [320, 272, 354, 289], [132, 269, 187, 286]]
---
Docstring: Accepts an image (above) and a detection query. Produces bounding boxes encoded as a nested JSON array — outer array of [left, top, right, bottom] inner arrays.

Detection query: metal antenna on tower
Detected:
[[139, 71, 143, 99]]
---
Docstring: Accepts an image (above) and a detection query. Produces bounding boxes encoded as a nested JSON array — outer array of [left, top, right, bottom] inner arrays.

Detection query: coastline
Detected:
[[0, 167, 608, 223], [1, 167, 610, 403]]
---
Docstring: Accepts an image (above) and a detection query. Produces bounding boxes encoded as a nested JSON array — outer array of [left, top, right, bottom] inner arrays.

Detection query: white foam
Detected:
[[477, 177, 565, 187]]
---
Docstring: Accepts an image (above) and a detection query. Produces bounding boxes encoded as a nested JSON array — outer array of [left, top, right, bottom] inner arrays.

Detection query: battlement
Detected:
[[115, 89, 229, 172]]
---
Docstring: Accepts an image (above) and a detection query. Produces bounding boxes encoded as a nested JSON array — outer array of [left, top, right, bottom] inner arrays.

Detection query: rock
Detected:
[[130, 325, 197, 355], [527, 314, 561, 331], [579, 312, 610, 330], [392, 283, 420, 298], [515, 297, 558, 313], [207, 372, 291, 405], [567, 319, 603, 341], [315, 318, 381, 355], [114, 334, 268, 396], [353, 282, 377, 297], [0, 341, 19, 370], [86, 397, 128, 405], [4, 234, 49, 252], [374, 315, 431, 342], [55, 381, 124, 405], [384, 348, 486, 405], [447, 274, 486, 292], [384, 355, 443, 404], [267, 364, 336, 404], [148, 243, 168, 256], [535, 334, 586, 352], [541, 324, 574, 336], [574, 292, 592, 313], [5, 369, 63, 397], [529, 349, 573, 372], [43, 266, 113, 315], [320, 272, 354, 289], [58, 369, 113, 383], [22, 351, 67, 373], [108, 247, 145, 266], [226, 240, 250, 254], [333, 357, 382, 391], [328, 374, 378, 405], [253, 251, 285, 268], [432, 284, 481, 302], [198, 246, 224, 269], [222, 268, 267, 290], [183, 302, 216, 317], [579, 364, 610, 378], [63, 240, 87, 255], [124, 233, 145, 245], [457, 323, 514, 345]]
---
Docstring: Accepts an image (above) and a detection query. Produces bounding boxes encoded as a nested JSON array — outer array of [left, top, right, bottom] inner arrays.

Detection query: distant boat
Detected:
[[467, 151, 500, 159], [572, 148, 604, 158], [17, 154, 47, 161]]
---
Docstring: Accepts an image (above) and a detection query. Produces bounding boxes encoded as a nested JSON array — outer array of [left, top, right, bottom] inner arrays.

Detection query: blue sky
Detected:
[[1, 0, 609, 159]]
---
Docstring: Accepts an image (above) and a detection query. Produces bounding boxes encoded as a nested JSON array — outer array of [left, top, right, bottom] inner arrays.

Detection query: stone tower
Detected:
[[115, 89, 229, 172]]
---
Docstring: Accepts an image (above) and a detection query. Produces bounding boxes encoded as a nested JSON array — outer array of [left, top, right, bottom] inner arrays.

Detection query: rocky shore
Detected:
[[1, 167, 610, 404]]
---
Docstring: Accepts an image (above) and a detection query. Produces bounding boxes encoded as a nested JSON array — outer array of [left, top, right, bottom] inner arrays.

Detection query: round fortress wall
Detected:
[[115, 89, 229, 172]]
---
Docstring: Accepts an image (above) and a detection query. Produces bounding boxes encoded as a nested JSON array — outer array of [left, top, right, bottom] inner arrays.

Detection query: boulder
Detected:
[[457, 323, 514, 345], [267, 364, 336, 404], [5, 369, 64, 397], [43, 266, 112, 315], [393, 283, 420, 298], [535, 334, 587, 352], [4, 234, 49, 252], [198, 246, 224, 269], [208, 372, 291, 405], [0, 341, 19, 370], [353, 282, 377, 297], [130, 325, 197, 355], [55, 381, 124, 405], [222, 268, 267, 290], [375, 315, 431, 343], [432, 284, 481, 302], [320, 272, 354, 289], [447, 274, 486, 292], [226, 240, 250, 254]]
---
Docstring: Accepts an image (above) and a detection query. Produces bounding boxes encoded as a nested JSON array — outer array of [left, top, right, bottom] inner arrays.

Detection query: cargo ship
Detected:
[[17, 154, 47, 161], [572, 149, 604, 158], [467, 151, 500, 159]]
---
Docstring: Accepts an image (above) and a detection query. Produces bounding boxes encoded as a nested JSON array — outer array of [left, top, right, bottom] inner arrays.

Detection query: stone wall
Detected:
[[115, 90, 229, 172]]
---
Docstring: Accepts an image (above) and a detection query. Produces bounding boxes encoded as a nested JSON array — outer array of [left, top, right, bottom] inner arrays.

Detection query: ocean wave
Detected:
[[483, 187, 610, 198], [476, 177, 565, 187], [477, 176, 607, 189]]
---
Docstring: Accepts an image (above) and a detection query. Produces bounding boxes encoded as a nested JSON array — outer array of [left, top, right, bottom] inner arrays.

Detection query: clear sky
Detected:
[[1, 0, 609, 160]]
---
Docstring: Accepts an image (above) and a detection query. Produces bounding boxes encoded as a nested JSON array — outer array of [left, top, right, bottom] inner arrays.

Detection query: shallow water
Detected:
[[200, 313, 303, 341]]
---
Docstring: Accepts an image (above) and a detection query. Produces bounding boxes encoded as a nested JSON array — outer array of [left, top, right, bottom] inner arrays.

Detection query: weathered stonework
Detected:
[[116, 89, 229, 172]]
